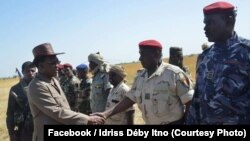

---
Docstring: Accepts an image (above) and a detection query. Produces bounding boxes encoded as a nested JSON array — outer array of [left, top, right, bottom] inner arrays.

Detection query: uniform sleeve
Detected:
[[6, 88, 16, 135], [122, 87, 134, 111], [103, 73, 112, 91], [29, 83, 89, 125], [125, 76, 138, 103], [176, 72, 194, 104]]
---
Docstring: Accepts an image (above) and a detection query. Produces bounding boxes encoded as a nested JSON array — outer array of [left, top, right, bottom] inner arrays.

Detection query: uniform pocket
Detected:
[[151, 93, 170, 117], [93, 82, 103, 95]]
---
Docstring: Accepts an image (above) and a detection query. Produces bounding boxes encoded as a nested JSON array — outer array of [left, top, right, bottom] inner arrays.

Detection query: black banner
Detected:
[[44, 125, 250, 140]]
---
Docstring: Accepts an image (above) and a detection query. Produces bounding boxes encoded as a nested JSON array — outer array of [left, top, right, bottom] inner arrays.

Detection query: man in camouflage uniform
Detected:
[[75, 64, 92, 114], [88, 52, 112, 113], [93, 40, 194, 124], [56, 64, 66, 86], [105, 65, 134, 125], [169, 47, 191, 75], [6, 61, 36, 141], [61, 63, 80, 111], [186, 2, 250, 124]]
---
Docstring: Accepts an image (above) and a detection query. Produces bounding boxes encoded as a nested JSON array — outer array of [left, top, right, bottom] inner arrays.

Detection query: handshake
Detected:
[[87, 112, 107, 125]]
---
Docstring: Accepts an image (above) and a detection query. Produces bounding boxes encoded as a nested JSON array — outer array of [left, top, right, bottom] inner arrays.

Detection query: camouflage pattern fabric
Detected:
[[6, 79, 33, 141], [75, 78, 92, 114], [186, 33, 250, 124], [62, 75, 80, 111], [90, 71, 112, 113]]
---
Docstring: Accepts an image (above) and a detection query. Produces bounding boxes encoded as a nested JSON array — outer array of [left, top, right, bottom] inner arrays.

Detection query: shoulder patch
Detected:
[[177, 72, 190, 87]]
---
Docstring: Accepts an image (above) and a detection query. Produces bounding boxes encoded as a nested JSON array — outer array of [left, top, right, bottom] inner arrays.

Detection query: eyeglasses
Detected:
[[45, 60, 61, 66]]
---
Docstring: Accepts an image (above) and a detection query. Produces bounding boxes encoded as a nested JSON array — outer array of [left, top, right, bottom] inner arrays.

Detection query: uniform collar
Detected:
[[141, 61, 165, 79], [214, 32, 238, 50]]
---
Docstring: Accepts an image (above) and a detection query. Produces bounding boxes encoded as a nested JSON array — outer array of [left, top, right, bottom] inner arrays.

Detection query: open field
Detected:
[[0, 77, 19, 141], [0, 55, 197, 141]]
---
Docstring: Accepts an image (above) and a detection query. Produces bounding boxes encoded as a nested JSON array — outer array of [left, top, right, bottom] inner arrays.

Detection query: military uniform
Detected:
[[105, 82, 134, 125], [6, 79, 33, 141], [186, 33, 250, 124], [90, 71, 112, 112], [62, 75, 80, 111], [126, 62, 194, 124], [76, 78, 92, 114], [169, 47, 192, 81]]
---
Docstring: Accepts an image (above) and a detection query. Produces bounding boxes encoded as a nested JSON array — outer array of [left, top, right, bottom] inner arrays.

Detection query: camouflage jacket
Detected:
[[186, 33, 250, 124], [62, 75, 80, 110], [75, 78, 92, 114], [6, 79, 33, 135]]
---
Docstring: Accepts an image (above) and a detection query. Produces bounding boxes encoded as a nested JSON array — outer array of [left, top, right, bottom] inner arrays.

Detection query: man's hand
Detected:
[[87, 115, 105, 125], [90, 112, 106, 119]]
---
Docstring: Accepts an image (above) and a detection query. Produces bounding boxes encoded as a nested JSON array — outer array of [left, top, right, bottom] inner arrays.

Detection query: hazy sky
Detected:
[[1, 0, 249, 77]]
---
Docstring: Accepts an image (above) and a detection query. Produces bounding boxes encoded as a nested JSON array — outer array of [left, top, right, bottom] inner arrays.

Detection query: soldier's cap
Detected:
[[170, 47, 183, 55], [63, 63, 73, 69], [32, 43, 64, 63], [203, 1, 236, 15], [76, 64, 88, 70], [109, 65, 127, 79], [139, 39, 162, 49], [88, 52, 104, 65], [56, 64, 64, 70]]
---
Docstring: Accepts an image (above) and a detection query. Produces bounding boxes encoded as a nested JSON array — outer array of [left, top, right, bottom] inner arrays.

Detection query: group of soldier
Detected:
[[5, 1, 250, 141]]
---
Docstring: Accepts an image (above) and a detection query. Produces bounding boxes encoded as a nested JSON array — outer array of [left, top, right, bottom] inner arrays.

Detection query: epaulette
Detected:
[[137, 68, 144, 73], [164, 63, 183, 74], [202, 45, 212, 54], [239, 37, 250, 48], [135, 68, 145, 77]]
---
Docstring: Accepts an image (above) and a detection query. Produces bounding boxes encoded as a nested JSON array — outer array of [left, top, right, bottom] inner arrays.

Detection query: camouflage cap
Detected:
[[170, 47, 183, 56]]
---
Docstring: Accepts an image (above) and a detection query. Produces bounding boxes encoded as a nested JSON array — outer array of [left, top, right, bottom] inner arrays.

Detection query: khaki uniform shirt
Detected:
[[126, 62, 194, 124], [105, 82, 134, 125], [28, 74, 89, 141], [90, 71, 112, 112]]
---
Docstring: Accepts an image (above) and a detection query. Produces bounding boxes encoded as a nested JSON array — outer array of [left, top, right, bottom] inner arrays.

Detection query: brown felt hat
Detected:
[[32, 43, 64, 63]]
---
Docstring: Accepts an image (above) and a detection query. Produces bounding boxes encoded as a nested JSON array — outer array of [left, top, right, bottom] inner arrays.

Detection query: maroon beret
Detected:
[[63, 63, 73, 69], [203, 1, 235, 15], [139, 40, 162, 49], [56, 64, 64, 69]]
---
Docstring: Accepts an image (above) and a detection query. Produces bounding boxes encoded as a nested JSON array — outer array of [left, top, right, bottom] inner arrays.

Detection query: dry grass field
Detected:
[[0, 55, 197, 141], [0, 77, 19, 141]]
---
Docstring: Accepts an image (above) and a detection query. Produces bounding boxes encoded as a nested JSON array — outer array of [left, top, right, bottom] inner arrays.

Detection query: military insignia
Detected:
[[95, 84, 101, 88], [224, 60, 246, 66], [179, 73, 189, 86], [145, 93, 150, 99], [206, 71, 214, 79]]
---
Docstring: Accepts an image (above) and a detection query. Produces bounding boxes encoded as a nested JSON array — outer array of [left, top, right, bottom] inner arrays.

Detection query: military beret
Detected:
[[76, 64, 88, 70], [56, 64, 64, 69], [63, 63, 73, 69], [139, 40, 162, 49], [170, 47, 183, 56], [203, 1, 235, 15]]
